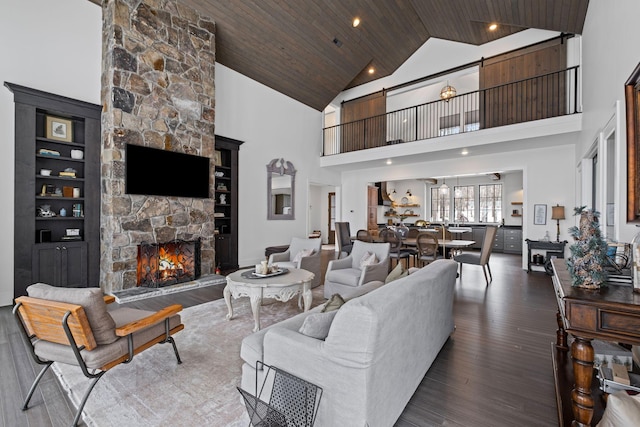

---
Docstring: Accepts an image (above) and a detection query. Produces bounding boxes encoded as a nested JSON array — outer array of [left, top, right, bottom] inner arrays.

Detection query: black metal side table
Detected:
[[525, 239, 567, 274]]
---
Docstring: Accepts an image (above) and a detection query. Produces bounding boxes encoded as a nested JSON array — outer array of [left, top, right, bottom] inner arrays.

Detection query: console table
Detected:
[[526, 239, 567, 274], [551, 259, 640, 426]]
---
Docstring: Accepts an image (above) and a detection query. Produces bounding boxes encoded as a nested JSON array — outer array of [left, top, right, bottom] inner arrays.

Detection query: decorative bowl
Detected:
[[40, 169, 51, 176], [70, 149, 84, 159]]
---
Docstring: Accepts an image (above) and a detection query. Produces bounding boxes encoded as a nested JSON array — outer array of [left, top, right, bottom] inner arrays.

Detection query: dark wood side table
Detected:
[[551, 259, 640, 426], [526, 239, 567, 274]]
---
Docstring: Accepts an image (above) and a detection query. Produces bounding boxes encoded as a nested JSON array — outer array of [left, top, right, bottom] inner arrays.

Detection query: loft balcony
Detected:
[[322, 66, 581, 163]]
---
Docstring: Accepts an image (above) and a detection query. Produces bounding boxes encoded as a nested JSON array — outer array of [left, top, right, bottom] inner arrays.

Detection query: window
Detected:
[[453, 185, 475, 222], [431, 187, 450, 221], [479, 184, 502, 223], [439, 114, 460, 136]]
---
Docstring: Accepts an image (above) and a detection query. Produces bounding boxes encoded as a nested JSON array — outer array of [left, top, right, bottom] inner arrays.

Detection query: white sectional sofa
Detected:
[[239, 259, 458, 427]]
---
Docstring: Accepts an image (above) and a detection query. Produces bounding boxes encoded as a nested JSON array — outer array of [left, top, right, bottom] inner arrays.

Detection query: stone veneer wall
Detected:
[[100, 0, 216, 293]]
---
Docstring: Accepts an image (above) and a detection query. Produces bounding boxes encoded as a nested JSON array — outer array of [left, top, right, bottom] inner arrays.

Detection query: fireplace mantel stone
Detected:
[[100, 0, 217, 293]]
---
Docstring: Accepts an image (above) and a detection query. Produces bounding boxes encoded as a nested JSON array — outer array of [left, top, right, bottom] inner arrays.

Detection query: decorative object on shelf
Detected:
[[59, 167, 77, 178], [59, 208, 66, 217], [219, 194, 226, 204], [40, 169, 51, 176], [70, 149, 83, 159], [439, 81, 456, 101], [534, 204, 547, 225], [45, 115, 73, 142], [38, 148, 60, 157], [567, 207, 609, 289], [267, 158, 296, 220], [216, 182, 228, 191], [214, 171, 224, 177], [72, 187, 80, 198], [63, 186, 74, 197], [37, 205, 55, 218], [632, 226, 640, 293], [551, 204, 565, 242], [213, 150, 222, 166], [72, 203, 83, 218]]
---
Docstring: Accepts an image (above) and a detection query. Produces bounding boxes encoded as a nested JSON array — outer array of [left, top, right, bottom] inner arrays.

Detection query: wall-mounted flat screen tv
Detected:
[[125, 144, 210, 198]]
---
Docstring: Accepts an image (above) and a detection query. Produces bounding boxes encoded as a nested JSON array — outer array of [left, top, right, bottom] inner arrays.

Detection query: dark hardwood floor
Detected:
[[0, 252, 559, 426]]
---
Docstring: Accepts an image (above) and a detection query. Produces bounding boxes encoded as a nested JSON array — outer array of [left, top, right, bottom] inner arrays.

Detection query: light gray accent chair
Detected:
[[454, 225, 498, 285], [323, 240, 390, 299], [268, 237, 322, 288]]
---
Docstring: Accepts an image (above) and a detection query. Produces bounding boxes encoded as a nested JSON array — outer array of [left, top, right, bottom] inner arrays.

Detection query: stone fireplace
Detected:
[[100, 0, 217, 293], [137, 239, 201, 287]]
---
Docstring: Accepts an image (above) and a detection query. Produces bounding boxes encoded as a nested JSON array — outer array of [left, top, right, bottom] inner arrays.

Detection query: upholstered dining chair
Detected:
[[13, 284, 184, 427], [356, 229, 373, 242], [454, 225, 498, 285], [380, 228, 412, 270], [416, 232, 439, 266], [268, 237, 322, 287], [323, 240, 390, 298], [335, 222, 353, 258]]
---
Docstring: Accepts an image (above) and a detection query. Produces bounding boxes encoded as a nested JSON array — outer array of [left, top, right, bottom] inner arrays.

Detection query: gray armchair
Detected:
[[323, 240, 390, 298], [268, 237, 322, 288]]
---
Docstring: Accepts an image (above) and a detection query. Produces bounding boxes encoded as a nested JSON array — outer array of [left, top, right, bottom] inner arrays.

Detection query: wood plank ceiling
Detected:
[[90, 0, 589, 111]]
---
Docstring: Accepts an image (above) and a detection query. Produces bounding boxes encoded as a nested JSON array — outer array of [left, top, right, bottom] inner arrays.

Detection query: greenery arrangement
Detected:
[[566, 206, 608, 289]]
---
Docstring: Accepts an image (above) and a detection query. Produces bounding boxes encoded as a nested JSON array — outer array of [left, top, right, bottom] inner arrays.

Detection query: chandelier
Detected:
[[440, 82, 457, 101]]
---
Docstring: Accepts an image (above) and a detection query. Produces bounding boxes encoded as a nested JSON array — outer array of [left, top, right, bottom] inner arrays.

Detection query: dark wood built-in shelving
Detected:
[[6, 82, 101, 298], [214, 135, 243, 272]]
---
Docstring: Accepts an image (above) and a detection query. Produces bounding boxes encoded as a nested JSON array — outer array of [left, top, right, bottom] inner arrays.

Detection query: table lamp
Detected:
[[551, 204, 565, 242]]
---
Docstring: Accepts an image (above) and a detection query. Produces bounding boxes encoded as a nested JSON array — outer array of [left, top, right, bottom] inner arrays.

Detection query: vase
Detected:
[[632, 229, 640, 293]]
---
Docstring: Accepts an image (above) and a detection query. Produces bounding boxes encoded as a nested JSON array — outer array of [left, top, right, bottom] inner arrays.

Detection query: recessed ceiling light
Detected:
[[489, 23, 498, 31], [386, 159, 392, 165], [461, 149, 469, 155], [352, 17, 361, 27], [368, 67, 375, 74]]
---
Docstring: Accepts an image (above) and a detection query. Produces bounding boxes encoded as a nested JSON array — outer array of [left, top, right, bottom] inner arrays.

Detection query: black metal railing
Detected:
[[323, 66, 580, 156]]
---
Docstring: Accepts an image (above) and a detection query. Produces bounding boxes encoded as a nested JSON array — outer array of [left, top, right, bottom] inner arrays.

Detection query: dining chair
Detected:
[[416, 233, 439, 267], [454, 225, 498, 285], [380, 228, 412, 270], [335, 222, 353, 258]]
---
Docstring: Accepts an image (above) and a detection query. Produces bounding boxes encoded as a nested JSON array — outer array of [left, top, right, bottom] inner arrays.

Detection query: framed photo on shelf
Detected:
[[213, 150, 222, 166], [45, 116, 73, 142], [534, 204, 547, 225]]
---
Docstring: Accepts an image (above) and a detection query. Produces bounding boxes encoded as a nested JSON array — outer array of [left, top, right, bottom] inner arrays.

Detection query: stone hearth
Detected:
[[100, 0, 217, 294]]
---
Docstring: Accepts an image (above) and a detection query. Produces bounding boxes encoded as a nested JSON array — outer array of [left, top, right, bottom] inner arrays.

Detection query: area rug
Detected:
[[52, 287, 326, 426]]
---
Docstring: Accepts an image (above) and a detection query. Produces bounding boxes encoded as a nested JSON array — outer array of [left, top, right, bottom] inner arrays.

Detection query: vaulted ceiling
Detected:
[[90, 0, 589, 111]]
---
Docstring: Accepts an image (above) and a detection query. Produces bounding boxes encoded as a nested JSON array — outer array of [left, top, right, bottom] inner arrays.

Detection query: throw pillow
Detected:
[[298, 310, 339, 340], [359, 251, 377, 269], [292, 248, 313, 263], [385, 262, 404, 283], [597, 390, 640, 427], [321, 293, 345, 313]]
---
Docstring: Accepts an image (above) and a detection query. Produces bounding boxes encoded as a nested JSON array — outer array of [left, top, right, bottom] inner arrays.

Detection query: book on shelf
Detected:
[[59, 171, 76, 177], [38, 148, 60, 156]]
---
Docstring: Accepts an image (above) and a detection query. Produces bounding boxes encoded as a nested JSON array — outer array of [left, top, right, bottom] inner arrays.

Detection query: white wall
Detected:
[[214, 63, 340, 267], [578, 0, 640, 243], [0, 0, 102, 306]]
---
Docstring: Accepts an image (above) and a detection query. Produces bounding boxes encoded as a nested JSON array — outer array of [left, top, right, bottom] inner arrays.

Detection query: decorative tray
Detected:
[[241, 268, 289, 279]]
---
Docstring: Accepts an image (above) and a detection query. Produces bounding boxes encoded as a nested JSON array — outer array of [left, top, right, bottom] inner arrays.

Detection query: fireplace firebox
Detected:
[[137, 239, 201, 287]]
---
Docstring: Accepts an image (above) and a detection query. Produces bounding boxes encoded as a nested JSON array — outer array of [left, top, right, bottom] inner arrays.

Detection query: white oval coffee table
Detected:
[[224, 267, 314, 332]]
